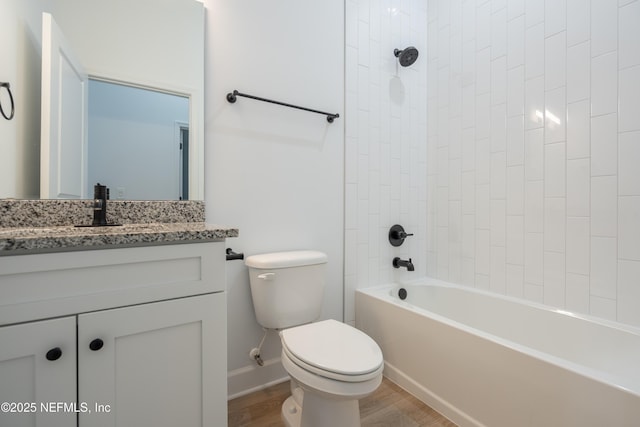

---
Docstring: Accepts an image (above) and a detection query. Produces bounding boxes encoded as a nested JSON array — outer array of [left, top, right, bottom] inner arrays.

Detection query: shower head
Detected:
[[394, 46, 419, 67]]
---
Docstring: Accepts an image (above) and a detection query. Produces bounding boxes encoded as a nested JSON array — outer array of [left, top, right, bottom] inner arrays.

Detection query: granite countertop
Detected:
[[0, 222, 239, 255]]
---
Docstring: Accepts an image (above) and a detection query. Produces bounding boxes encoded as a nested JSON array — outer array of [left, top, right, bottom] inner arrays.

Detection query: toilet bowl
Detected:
[[245, 251, 384, 427], [279, 319, 384, 427]]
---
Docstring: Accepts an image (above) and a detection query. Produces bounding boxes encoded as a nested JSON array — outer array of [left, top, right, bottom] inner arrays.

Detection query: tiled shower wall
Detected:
[[427, 0, 640, 327], [345, 1, 429, 324]]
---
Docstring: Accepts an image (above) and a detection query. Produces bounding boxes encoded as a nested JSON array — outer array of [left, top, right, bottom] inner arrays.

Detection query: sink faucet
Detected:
[[393, 257, 414, 271], [92, 183, 109, 226]]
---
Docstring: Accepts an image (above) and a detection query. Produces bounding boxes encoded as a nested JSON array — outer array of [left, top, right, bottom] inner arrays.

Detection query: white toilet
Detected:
[[245, 250, 384, 427]]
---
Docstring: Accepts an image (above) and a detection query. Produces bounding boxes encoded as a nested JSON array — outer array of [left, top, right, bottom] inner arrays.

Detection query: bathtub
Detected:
[[355, 277, 640, 427]]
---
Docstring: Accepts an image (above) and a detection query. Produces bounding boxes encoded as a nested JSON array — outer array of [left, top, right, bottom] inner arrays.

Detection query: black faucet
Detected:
[[92, 183, 109, 226], [393, 257, 414, 271]]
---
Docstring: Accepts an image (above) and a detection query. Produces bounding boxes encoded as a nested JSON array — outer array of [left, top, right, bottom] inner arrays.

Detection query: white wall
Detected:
[[344, 1, 429, 323], [427, 0, 640, 327], [0, 0, 43, 199], [204, 0, 344, 397]]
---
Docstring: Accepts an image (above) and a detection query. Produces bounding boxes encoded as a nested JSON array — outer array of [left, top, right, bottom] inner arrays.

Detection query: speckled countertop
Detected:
[[0, 223, 238, 255], [0, 200, 238, 255]]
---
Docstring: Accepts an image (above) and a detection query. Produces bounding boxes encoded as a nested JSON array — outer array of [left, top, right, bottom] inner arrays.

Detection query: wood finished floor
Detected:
[[228, 377, 457, 427]]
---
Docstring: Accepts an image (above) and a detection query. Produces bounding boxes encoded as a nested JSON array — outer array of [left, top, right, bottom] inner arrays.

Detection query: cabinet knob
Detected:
[[46, 347, 62, 361], [89, 338, 104, 351]]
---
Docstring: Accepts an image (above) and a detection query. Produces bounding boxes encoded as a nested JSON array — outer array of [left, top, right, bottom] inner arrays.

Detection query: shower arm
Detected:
[[226, 90, 340, 123]]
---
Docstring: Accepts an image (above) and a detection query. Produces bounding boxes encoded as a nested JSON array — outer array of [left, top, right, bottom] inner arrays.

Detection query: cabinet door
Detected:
[[0, 317, 77, 427], [78, 293, 226, 427]]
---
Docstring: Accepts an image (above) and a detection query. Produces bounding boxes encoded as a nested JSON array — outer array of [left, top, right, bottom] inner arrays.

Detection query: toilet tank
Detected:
[[245, 250, 327, 330]]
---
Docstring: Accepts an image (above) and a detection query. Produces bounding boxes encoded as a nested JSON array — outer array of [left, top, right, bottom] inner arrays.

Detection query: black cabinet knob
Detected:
[[89, 338, 104, 351], [46, 347, 62, 361]]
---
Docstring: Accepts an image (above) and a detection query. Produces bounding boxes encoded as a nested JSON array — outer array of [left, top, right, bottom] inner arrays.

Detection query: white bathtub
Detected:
[[355, 277, 640, 427]]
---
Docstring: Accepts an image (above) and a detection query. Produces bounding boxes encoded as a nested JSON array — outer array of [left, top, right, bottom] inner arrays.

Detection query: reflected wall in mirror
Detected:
[[0, 0, 204, 200], [88, 80, 190, 200]]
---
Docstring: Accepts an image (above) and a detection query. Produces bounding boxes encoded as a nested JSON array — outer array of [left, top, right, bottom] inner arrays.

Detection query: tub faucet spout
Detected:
[[393, 257, 414, 271]]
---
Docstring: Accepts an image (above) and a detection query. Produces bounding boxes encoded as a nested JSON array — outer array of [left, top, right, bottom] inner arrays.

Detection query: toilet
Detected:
[[245, 250, 383, 427]]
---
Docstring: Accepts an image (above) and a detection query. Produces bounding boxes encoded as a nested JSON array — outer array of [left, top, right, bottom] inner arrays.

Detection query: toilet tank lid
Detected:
[[245, 250, 328, 269]]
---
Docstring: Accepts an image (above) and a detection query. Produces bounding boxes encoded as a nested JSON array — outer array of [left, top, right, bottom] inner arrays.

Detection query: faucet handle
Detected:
[[389, 224, 413, 246]]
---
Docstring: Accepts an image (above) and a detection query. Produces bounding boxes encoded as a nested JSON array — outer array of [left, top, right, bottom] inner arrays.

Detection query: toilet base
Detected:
[[281, 387, 361, 427]]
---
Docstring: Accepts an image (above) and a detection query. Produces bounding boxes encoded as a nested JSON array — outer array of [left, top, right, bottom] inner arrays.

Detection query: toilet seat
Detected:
[[280, 319, 383, 382]]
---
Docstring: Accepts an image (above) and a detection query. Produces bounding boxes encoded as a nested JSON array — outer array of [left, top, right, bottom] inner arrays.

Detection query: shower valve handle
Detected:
[[389, 224, 413, 247]]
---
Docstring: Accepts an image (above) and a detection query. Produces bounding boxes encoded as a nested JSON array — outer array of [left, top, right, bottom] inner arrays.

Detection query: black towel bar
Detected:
[[226, 90, 339, 123]]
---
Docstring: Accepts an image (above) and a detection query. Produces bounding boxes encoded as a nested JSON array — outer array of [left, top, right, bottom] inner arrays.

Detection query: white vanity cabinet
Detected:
[[0, 242, 227, 427]]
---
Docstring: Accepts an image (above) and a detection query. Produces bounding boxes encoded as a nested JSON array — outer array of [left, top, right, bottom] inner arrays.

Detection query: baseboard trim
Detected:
[[227, 356, 289, 400]]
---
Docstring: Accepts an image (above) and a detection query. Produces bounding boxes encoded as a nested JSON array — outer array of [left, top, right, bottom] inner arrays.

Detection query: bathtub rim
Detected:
[[356, 277, 640, 398]]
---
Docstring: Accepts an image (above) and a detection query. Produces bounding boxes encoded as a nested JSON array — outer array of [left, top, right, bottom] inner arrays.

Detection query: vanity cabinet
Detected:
[[0, 242, 227, 427]]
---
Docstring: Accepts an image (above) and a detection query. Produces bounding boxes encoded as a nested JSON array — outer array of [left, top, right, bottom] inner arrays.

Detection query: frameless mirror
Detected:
[[0, 0, 204, 200]]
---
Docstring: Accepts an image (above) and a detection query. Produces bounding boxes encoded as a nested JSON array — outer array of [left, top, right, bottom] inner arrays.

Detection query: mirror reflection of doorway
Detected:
[[179, 126, 189, 200], [88, 79, 189, 200]]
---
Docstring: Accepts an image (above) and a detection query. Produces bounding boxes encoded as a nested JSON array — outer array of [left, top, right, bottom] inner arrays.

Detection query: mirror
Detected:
[[0, 0, 204, 200]]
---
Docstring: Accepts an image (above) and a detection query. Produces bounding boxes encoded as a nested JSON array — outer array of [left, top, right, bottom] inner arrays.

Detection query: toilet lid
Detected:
[[280, 319, 383, 377]]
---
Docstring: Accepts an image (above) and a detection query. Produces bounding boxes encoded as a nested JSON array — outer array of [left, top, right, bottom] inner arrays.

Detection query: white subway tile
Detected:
[[591, 0, 618, 57], [525, 232, 544, 285], [545, 32, 567, 90], [508, 0, 526, 20], [476, 48, 491, 95], [591, 51, 618, 117], [545, 87, 567, 144], [507, 15, 525, 69], [462, 214, 476, 258], [476, 137, 491, 184], [491, 8, 507, 60], [566, 273, 590, 315], [525, 76, 545, 129], [567, 100, 591, 159], [507, 165, 525, 215], [476, 93, 491, 138], [567, 0, 590, 47], [491, 245, 507, 293], [507, 65, 525, 117], [545, 0, 567, 37], [462, 0, 476, 43], [525, 0, 545, 28], [567, 216, 590, 274], [590, 113, 618, 177], [544, 251, 566, 307], [618, 260, 640, 326], [462, 128, 475, 171], [525, 128, 544, 180], [619, 131, 640, 196], [358, 22, 370, 67], [591, 176, 618, 237], [506, 264, 525, 297], [525, 23, 545, 79], [476, 274, 491, 290], [507, 115, 525, 166], [590, 236, 617, 299], [491, 152, 507, 199], [544, 197, 566, 252], [449, 159, 462, 200], [619, 1, 640, 69], [491, 104, 507, 152], [462, 170, 476, 215], [525, 180, 544, 233], [619, 65, 640, 132], [619, 196, 640, 261], [545, 142, 566, 198], [462, 85, 476, 128], [476, 183, 491, 229], [491, 57, 508, 105], [524, 283, 544, 303], [567, 158, 591, 217], [567, 41, 590, 103], [506, 215, 525, 264], [477, 2, 492, 50], [475, 229, 491, 275], [491, 199, 507, 246], [590, 296, 617, 321]]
